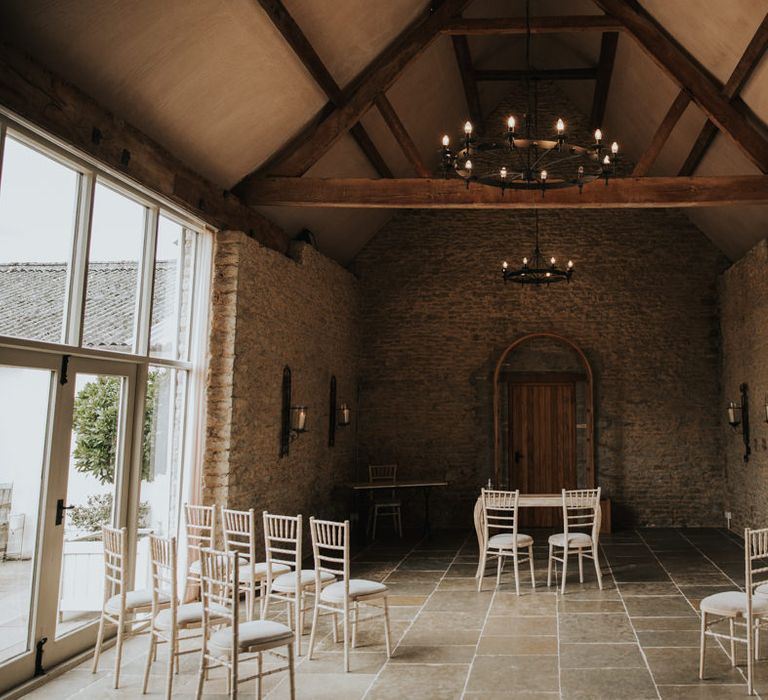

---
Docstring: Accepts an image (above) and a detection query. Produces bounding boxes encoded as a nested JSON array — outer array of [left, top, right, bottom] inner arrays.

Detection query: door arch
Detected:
[[493, 332, 595, 488]]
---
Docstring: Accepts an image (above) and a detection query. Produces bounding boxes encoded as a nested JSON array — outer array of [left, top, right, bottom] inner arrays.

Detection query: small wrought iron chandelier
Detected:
[[439, 0, 620, 192], [502, 211, 573, 285]]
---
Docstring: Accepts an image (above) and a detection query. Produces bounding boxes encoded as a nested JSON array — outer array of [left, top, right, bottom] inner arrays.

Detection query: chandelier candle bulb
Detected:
[[465, 159, 472, 172], [550, 257, 556, 266], [507, 116, 516, 132], [441, 134, 450, 147], [611, 141, 619, 155], [500, 167, 507, 179], [568, 260, 574, 269], [540, 169, 547, 181], [594, 128, 602, 143], [556, 118, 565, 134], [464, 121, 473, 135]]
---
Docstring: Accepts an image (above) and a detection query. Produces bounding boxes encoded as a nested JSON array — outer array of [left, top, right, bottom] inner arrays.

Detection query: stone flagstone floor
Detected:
[[16, 527, 768, 699]]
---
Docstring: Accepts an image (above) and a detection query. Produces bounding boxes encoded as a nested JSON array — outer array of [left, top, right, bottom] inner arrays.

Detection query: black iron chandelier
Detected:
[[502, 211, 573, 285], [439, 1, 620, 192]]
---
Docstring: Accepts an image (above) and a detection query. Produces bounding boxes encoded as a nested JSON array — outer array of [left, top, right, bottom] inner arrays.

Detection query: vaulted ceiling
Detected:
[[1, 0, 766, 264]]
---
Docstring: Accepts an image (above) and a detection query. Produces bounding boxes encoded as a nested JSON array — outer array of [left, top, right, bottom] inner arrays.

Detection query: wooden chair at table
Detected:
[[699, 527, 768, 695], [307, 517, 392, 672], [184, 503, 216, 595], [142, 534, 228, 698], [221, 507, 291, 620], [196, 548, 295, 700], [477, 488, 536, 595], [92, 526, 171, 689], [262, 512, 336, 656], [547, 488, 603, 594], [368, 464, 402, 539]]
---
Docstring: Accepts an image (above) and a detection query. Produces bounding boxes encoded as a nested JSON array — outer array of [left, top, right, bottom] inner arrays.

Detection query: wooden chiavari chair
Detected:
[[184, 503, 215, 594], [368, 464, 402, 538]]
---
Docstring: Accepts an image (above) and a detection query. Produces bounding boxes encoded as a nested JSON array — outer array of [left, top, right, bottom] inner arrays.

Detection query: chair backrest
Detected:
[[221, 507, 256, 564], [185, 503, 215, 562], [746, 528, 768, 613], [369, 464, 397, 483], [310, 517, 349, 591], [101, 525, 127, 601], [199, 548, 238, 652], [149, 534, 177, 615], [481, 488, 520, 541], [561, 488, 601, 541], [263, 512, 301, 588]]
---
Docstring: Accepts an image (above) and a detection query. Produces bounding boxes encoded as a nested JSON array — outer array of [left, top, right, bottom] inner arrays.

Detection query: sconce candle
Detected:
[[338, 403, 351, 427], [727, 401, 740, 427], [291, 406, 308, 433]]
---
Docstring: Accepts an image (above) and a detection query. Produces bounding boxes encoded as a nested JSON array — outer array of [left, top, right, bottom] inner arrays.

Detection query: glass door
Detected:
[[0, 350, 137, 691]]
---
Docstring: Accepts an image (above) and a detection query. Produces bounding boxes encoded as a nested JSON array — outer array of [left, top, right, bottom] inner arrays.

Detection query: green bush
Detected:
[[72, 372, 159, 485], [69, 493, 150, 532]]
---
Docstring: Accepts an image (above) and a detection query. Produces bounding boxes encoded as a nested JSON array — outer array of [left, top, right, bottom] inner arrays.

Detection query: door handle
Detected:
[[55, 498, 75, 526]]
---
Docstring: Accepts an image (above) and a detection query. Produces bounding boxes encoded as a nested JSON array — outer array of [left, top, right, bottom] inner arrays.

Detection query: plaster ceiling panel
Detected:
[[305, 133, 378, 178], [383, 36, 473, 176], [256, 205, 392, 266], [0, 0, 327, 186], [639, 0, 768, 84], [358, 108, 414, 179], [740, 55, 768, 125], [283, 0, 429, 88], [646, 103, 708, 176]]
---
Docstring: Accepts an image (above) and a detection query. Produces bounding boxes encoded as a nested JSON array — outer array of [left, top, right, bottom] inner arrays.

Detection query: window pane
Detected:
[[0, 136, 79, 343], [82, 183, 146, 353], [150, 217, 195, 360], [0, 365, 53, 664], [134, 366, 188, 589]]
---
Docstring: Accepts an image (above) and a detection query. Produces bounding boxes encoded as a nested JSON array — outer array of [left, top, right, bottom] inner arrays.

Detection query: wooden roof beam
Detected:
[[373, 95, 430, 177], [234, 0, 471, 188], [240, 175, 768, 209], [442, 16, 624, 35], [254, 0, 392, 178], [452, 35, 484, 135], [594, 0, 768, 173], [679, 13, 768, 176], [590, 32, 619, 130]]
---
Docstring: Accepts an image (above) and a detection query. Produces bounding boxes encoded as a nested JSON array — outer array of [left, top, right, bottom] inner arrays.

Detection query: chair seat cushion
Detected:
[[320, 579, 388, 602], [700, 591, 768, 617], [188, 560, 202, 575], [373, 500, 401, 508], [105, 589, 169, 613], [155, 602, 229, 629], [210, 620, 293, 655], [272, 569, 335, 592], [756, 582, 768, 596], [488, 533, 533, 549], [548, 532, 592, 548], [237, 561, 291, 582]]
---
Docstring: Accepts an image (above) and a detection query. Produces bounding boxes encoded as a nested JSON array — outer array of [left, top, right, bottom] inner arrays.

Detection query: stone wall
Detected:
[[353, 208, 727, 528], [720, 238, 768, 531], [204, 231, 359, 549]]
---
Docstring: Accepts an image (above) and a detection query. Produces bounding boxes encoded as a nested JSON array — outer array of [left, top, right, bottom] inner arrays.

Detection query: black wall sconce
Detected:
[[764, 394, 768, 424], [280, 366, 308, 457], [338, 403, 351, 427], [727, 383, 751, 463]]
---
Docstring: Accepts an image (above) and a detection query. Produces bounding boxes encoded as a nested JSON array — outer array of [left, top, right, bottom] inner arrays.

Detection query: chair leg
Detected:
[[307, 598, 320, 661], [262, 588, 272, 621], [396, 508, 402, 538], [259, 580, 265, 618], [257, 651, 263, 700], [593, 546, 603, 590], [756, 621, 761, 660], [547, 544, 553, 588], [372, 506, 377, 540], [729, 619, 736, 666], [477, 549, 487, 592], [383, 598, 392, 658], [287, 641, 296, 700], [296, 589, 303, 657], [92, 612, 106, 673], [513, 551, 520, 596], [496, 552, 503, 589], [351, 601, 359, 649], [343, 600, 350, 673], [578, 549, 584, 583], [332, 611, 340, 643], [165, 630, 175, 700], [142, 630, 155, 694], [113, 613, 125, 689], [528, 545, 536, 589], [561, 549, 569, 595], [699, 612, 707, 680], [747, 614, 754, 696]]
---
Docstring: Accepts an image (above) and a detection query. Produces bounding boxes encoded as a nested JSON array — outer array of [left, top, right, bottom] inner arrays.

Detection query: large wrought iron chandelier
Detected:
[[439, 0, 620, 192], [502, 211, 573, 285]]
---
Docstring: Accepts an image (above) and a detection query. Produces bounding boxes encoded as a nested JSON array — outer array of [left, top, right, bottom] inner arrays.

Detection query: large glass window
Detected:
[[0, 137, 80, 343], [82, 183, 147, 353]]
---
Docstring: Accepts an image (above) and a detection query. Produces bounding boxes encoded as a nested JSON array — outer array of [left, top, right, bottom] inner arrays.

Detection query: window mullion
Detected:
[[65, 171, 95, 346], [135, 205, 158, 356]]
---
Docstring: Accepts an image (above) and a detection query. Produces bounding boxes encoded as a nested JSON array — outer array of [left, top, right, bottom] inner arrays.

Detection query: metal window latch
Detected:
[[35, 637, 47, 676], [55, 498, 74, 526]]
